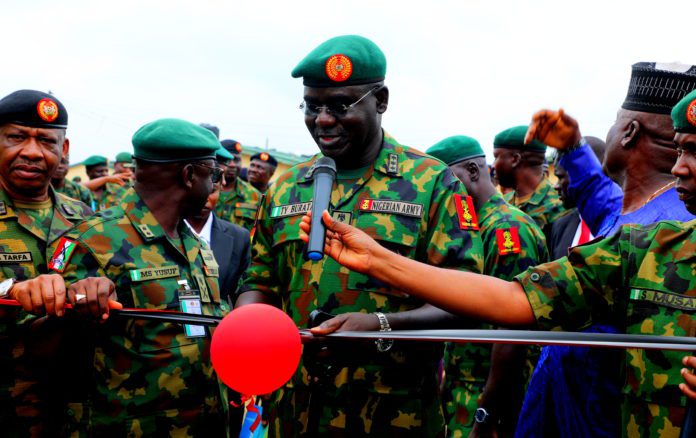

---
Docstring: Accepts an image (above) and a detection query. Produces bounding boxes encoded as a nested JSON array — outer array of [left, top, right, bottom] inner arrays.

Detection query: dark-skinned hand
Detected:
[[67, 277, 122, 320], [680, 356, 696, 400], [10, 274, 68, 316], [525, 108, 582, 150]]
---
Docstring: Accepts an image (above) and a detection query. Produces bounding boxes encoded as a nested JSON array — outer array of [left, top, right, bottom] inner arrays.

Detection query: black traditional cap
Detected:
[[621, 62, 696, 115], [199, 123, 220, 139], [0, 89, 68, 129], [221, 139, 243, 156], [250, 152, 278, 167]]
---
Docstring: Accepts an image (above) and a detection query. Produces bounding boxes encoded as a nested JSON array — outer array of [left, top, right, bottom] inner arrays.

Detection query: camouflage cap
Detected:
[[494, 126, 546, 153], [291, 35, 386, 87], [220, 139, 243, 156], [671, 88, 696, 133], [250, 152, 278, 167], [0, 89, 68, 129], [426, 135, 485, 165], [132, 118, 219, 163], [83, 155, 108, 167]]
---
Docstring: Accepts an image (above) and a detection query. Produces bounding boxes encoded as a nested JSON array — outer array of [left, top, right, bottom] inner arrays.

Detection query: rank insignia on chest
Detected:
[[138, 224, 155, 238], [61, 203, 76, 217], [496, 227, 521, 255], [0, 201, 6, 216], [454, 195, 479, 230], [331, 211, 353, 224], [387, 153, 399, 175], [359, 199, 423, 218], [270, 202, 312, 218], [48, 237, 77, 272]]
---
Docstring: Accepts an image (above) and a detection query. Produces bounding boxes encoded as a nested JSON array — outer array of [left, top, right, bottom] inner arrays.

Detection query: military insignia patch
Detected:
[[138, 224, 155, 238], [496, 227, 521, 255], [687, 99, 696, 127], [61, 203, 76, 216], [359, 199, 423, 218], [325, 54, 353, 82], [0, 252, 33, 263], [331, 211, 353, 224], [235, 142, 242, 153], [37, 98, 59, 122], [454, 195, 479, 230], [129, 266, 180, 282], [48, 237, 77, 272], [260, 152, 270, 161], [0, 201, 6, 216], [387, 153, 399, 175], [270, 201, 312, 218]]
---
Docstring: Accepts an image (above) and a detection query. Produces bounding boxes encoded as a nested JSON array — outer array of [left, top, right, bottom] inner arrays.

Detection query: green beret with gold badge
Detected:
[[132, 118, 220, 163], [671, 88, 696, 134], [291, 35, 387, 87], [494, 125, 547, 153], [426, 135, 485, 166]]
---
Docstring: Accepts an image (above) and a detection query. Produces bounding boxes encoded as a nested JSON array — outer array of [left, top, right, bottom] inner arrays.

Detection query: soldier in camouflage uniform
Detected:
[[494, 126, 566, 239], [0, 90, 103, 436], [308, 88, 696, 438], [216, 139, 262, 232], [237, 35, 484, 437], [52, 151, 96, 209], [82, 155, 128, 211], [113, 151, 135, 189], [427, 136, 549, 437], [57, 118, 231, 436]]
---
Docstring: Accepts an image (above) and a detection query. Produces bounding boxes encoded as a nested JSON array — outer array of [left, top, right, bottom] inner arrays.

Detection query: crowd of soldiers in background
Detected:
[[2, 33, 696, 438]]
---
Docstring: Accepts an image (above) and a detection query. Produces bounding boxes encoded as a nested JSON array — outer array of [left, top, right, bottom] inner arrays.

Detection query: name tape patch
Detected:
[[270, 202, 312, 218], [359, 199, 423, 218], [0, 252, 33, 263], [630, 288, 696, 311], [129, 266, 181, 282]]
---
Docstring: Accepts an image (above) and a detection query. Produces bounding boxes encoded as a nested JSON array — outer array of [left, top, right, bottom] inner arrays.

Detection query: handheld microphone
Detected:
[[306, 157, 337, 261]]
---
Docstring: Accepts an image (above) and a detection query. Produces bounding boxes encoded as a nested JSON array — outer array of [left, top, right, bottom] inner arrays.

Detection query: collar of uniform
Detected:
[[0, 188, 18, 219], [670, 219, 696, 263], [121, 188, 168, 242], [524, 177, 554, 206], [52, 187, 84, 221], [477, 192, 506, 225]]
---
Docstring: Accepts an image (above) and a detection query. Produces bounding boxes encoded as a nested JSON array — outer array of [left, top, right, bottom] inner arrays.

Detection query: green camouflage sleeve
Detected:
[[483, 216, 549, 281], [239, 187, 279, 297]]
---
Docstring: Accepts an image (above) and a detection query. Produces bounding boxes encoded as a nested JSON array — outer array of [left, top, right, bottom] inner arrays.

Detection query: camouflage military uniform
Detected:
[[443, 192, 549, 436], [504, 177, 567, 238], [516, 219, 696, 438], [93, 182, 127, 212], [240, 133, 484, 437], [54, 179, 96, 211], [59, 188, 230, 437], [0, 187, 91, 436], [216, 178, 262, 232]]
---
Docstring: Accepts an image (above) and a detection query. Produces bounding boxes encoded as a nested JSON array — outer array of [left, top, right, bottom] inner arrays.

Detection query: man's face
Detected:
[[53, 153, 70, 181], [492, 149, 517, 189], [183, 159, 217, 217], [672, 132, 696, 214], [450, 161, 474, 193], [0, 124, 66, 197], [224, 155, 241, 181], [248, 159, 274, 186], [86, 164, 109, 179], [113, 162, 134, 177], [553, 162, 574, 209], [190, 181, 221, 221], [302, 84, 384, 162]]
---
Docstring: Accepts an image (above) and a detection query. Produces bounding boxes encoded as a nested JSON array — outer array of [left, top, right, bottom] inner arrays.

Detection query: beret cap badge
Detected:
[[325, 54, 353, 82], [688, 100, 696, 128], [36, 98, 59, 123], [260, 152, 270, 161]]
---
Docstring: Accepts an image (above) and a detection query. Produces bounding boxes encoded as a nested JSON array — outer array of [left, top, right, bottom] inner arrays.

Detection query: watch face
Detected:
[[474, 408, 489, 423], [0, 278, 14, 295]]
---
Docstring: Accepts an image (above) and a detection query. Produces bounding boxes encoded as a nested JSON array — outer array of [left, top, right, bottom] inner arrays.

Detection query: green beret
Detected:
[[671, 88, 696, 133], [493, 125, 546, 153], [291, 35, 386, 87], [426, 136, 485, 166], [216, 146, 234, 162], [115, 152, 133, 163], [83, 155, 107, 168], [0, 89, 68, 129], [132, 118, 220, 163]]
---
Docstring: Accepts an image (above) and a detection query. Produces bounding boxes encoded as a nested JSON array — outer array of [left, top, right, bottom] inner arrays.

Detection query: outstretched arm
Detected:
[[300, 211, 535, 327]]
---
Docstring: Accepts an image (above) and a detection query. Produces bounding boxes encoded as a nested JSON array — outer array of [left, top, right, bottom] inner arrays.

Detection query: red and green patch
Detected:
[[496, 227, 521, 255], [454, 195, 479, 230], [48, 237, 77, 272]]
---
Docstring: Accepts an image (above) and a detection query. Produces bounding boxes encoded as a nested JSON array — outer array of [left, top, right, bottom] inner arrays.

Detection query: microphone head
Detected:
[[313, 156, 337, 175]]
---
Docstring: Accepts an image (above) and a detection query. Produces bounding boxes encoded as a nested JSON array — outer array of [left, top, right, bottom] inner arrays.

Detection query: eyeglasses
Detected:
[[192, 162, 223, 183], [299, 86, 380, 117]]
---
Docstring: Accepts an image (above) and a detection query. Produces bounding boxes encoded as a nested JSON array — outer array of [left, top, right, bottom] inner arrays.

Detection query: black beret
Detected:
[[250, 152, 278, 167], [0, 90, 68, 129], [221, 139, 243, 155]]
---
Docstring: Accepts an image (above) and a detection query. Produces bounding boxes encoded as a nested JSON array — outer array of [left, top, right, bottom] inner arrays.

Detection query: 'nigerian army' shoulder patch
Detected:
[[454, 195, 479, 230], [48, 237, 77, 272], [359, 199, 423, 218], [270, 202, 312, 219], [496, 227, 521, 255]]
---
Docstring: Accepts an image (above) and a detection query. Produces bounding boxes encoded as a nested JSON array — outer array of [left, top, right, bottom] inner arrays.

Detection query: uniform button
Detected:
[[66, 409, 75, 416], [530, 273, 541, 282]]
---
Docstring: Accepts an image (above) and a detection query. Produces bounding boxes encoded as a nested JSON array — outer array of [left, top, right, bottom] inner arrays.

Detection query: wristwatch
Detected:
[[560, 137, 588, 156], [474, 407, 497, 425], [373, 312, 393, 352], [0, 278, 16, 298]]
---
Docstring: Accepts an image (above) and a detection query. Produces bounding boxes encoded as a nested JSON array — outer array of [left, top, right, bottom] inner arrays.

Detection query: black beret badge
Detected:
[[37, 98, 59, 123]]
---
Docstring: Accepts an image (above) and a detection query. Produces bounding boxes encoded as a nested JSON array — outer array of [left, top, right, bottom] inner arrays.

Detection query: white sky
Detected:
[[2, 0, 694, 163]]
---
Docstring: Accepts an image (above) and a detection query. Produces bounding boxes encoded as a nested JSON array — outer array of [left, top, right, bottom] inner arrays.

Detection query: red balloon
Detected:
[[211, 304, 301, 395]]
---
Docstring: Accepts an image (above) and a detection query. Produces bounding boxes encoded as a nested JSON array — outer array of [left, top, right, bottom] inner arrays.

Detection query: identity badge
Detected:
[[177, 280, 205, 338]]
